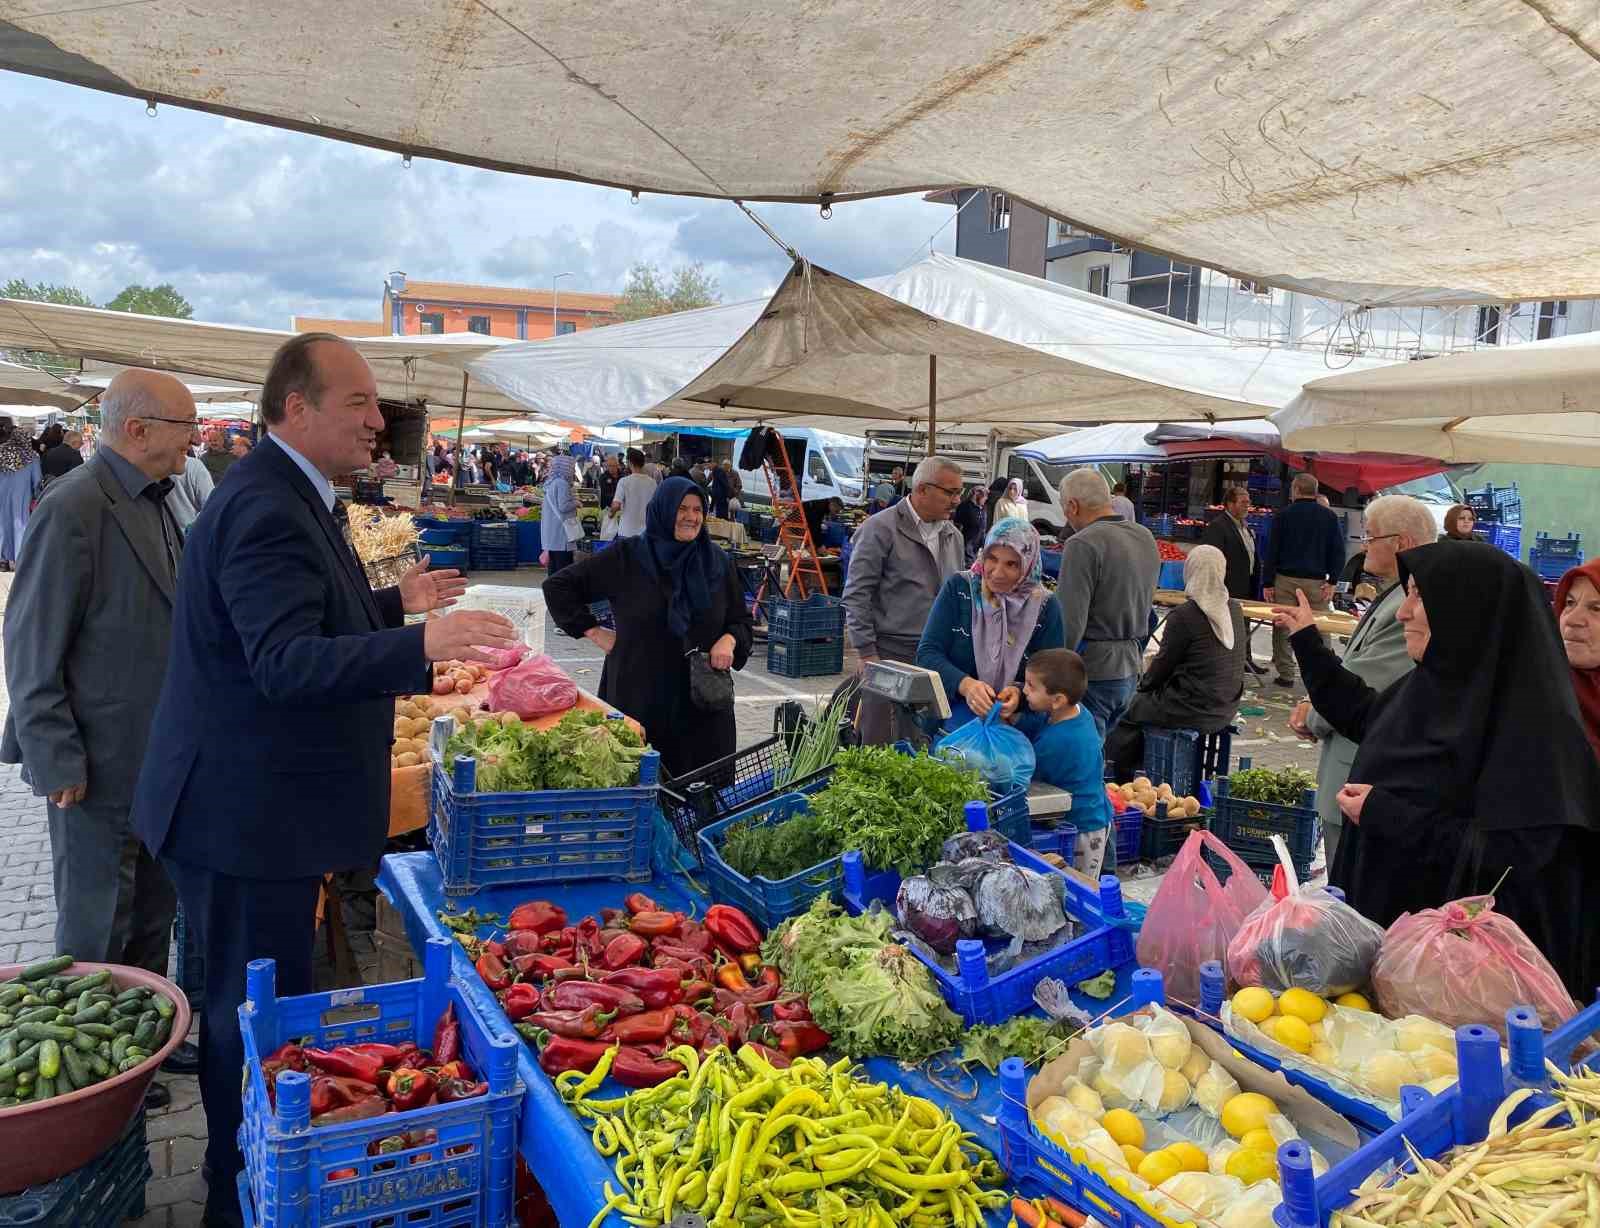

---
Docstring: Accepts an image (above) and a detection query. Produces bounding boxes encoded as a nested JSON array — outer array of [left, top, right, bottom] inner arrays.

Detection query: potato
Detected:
[[499, 711, 521, 727], [1183, 797, 1201, 817], [453, 706, 473, 725], [392, 717, 409, 737], [454, 678, 473, 695], [410, 716, 434, 738], [394, 751, 420, 768], [395, 699, 417, 719], [392, 737, 416, 757], [412, 696, 433, 717]]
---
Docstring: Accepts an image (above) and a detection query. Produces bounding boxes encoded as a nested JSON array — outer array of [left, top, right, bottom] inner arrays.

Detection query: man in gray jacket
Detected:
[[842, 455, 965, 743], [1288, 493, 1434, 869], [1056, 468, 1161, 736]]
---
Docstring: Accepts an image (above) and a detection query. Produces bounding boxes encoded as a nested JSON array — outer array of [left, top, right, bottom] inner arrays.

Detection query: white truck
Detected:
[[731, 427, 869, 507], [864, 428, 1073, 535]]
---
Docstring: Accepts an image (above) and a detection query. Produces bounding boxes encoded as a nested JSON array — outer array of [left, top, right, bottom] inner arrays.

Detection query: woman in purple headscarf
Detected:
[[916, 516, 1065, 731]]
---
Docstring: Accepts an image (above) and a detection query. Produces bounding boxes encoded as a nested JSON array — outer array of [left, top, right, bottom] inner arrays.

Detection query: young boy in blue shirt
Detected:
[[1021, 648, 1115, 878]]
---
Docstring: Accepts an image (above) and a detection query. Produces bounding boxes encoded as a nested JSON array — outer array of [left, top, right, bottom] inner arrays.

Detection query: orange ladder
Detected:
[[760, 436, 828, 599]]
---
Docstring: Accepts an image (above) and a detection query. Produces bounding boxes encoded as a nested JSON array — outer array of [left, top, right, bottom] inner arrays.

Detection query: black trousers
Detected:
[[163, 857, 321, 1222]]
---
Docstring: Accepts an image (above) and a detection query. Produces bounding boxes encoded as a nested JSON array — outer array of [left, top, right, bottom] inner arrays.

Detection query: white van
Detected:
[[733, 427, 868, 507]]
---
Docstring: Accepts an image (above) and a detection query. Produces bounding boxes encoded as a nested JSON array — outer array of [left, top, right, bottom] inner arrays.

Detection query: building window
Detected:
[[1236, 278, 1271, 296], [555, 321, 577, 336], [1087, 265, 1112, 297], [1537, 300, 1568, 341], [1475, 305, 1501, 346], [418, 312, 444, 334], [467, 315, 491, 334], [988, 193, 1011, 232]]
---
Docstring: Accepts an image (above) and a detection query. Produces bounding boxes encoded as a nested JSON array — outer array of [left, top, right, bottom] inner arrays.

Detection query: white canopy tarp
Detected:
[[1274, 331, 1600, 467], [1018, 421, 1272, 465], [0, 299, 525, 414], [0, 360, 93, 410], [467, 253, 1386, 433], [8, 1, 1600, 303]]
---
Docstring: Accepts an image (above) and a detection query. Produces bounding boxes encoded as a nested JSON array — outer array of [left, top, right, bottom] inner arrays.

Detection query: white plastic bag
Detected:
[[598, 511, 620, 542]]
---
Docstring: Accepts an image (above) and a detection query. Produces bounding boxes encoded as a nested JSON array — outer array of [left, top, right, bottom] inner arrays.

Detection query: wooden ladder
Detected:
[[761, 437, 829, 599]]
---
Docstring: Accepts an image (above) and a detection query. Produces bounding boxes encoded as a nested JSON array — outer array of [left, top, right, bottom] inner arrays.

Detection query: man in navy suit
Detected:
[[132, 333, 516, 1226]]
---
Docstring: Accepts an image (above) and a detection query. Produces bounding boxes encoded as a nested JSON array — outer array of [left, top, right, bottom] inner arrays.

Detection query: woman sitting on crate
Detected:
[[1556, 556, 1600, 762], [916, 517, 1063, 733], [1104, 544, 1247, 780], [543, 476, 754, 778], [1274, 538, 1600, 1001]]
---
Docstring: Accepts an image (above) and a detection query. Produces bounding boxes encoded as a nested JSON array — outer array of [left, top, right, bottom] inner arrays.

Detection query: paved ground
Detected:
[[0, 563, 1323, 1223]]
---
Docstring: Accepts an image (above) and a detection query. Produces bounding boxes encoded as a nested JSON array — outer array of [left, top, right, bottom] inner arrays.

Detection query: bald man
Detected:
[[1, 371, 198, 1097]]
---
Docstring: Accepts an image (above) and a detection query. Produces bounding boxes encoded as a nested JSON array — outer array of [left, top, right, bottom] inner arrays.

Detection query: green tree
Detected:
[[612, 262, 720, 322], [0, 278, 96, 371], [104, 282, 193, 319]]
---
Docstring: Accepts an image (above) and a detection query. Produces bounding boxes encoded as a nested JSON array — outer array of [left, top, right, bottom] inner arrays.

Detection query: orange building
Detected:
[[289, 316, 387, 336], [379, 272, 619, 339]]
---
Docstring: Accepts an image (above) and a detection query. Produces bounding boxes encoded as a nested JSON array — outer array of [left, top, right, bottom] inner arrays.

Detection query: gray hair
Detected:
[[99, 382, 162, 441], [1058, 467, 1111, 510], [1290, 472, 1320, 498], [1363, 494, 1436, 550], [911, 455, 962, 488]]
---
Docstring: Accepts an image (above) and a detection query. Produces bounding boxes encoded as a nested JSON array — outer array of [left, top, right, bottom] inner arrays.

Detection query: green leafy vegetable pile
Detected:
[[445, 709, 647, 793], [959, 1016, 1079, 1074], [763, 897, 961, 1063], [808, 747, 988, 876], [720, 811, 838, 881], [1224, 765, 1317, 806]]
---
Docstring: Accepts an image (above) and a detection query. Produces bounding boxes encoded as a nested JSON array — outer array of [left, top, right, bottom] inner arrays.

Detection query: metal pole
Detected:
[[553, 282, 559, 336], [927, 354, 937, 456], [449, 372, 468, 509]]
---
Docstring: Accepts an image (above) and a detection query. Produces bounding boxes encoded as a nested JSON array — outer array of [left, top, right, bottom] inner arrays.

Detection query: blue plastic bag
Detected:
[[933, 705, 1036, 793]]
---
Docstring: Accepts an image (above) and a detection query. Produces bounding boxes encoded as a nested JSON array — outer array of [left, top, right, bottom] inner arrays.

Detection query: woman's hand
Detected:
[[996, 685, 1022, 721], [1337, 782, 1372, 824], [709, 633, 736, 671], [1288, 700, 1317, 742], [587, 627, 617, 654], [958, 676, 997, 718], [1272, 588, 1319, 636]]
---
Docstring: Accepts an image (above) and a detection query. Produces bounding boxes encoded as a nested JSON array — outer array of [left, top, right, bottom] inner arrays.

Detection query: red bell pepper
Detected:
[[742, 1042, 792, 1069], [393, 1046, 430, 1070], [669, 1005, 713, 1047], [502, 983, 541, 1022], [436, 1076, 488, 1102], [304, 1047, 384, 1084], [763, 1020, 831, 1057], [600, 931, 648, 970], [743, 967, 782, 1005], [598, 1006, 676, 1045], [610, 1045, 682, 1088], [432, 1003, 462, 1066], [432, 1059, 472, 1082], [649, 954, 710, 980], [574, 917, 605, 960], [482, 939, 506, 959], [713, 962, 751, 992], [638, 984, 686, 1010], [502, 930, 546, 959], [508, 900, 567, 934], [311, 1074, 379, 1115], [386, 1068, 437, 1112], [599, 907, 624, 926], [511, 953, 574, 981], [675, 920, 713, 954], [736, 952, 763, 977], [344, 1043, 407, 1064], [649, 939, 712, 964], [475, 950, 513, 991], [516, 1004, 613, 1040], [265, 1042, 307, 1071], [312, 1097, 391, 1128], [622, 891, 659, 916], [627, 910, 682, 938], [723, 1000, 758, 1045], [537, 1035, 611, 1078], [703, 904, 761, 954], [772, 996, 813, 1022], [543, 981, 643, 1015], [697, 1017, 734, 1057], [366, 1129, 438, 1157], [538, 927, 577, 956], [601, 966, 682, 994], [678, 979, 714, 1007]]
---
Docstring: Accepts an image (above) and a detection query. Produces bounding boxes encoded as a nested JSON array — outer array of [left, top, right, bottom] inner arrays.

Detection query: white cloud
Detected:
[[0, 74, 954, 329]]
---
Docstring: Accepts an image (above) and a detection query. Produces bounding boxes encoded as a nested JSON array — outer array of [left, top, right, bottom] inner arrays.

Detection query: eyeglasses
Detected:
[[1361, 532, 1402, 546], [136, 415, 198, 428], [922, 482, 963, 499]]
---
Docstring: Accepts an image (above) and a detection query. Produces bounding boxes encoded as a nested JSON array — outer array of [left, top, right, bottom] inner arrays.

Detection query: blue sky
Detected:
[[0, 73, 955, 329]]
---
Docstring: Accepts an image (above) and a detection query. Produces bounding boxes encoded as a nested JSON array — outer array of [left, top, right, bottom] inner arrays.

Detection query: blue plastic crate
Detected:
[[1040, 547, 1061, 580], [1148, 513, 1177, 537], [513, 520, 541, 564], [429, 746, 658, 896], [1533, 531, 1583, 560], [413, 517, 472, 546], [842, 806, 1136, 1025], [763, 593, 845, 640], [1472, 522, 1521, 557], [425, 545, 470, 572], [1210, 775, 1319, 868], [1532, 550, 1577, 581], [418, 528, 462, 546], [0, 1110, 148, 1228], [587, 600, 615, 630], [1200, 845, 1292, 890], [237, 939, 522, 1228], [766, 636, 844, 678], [1156, 559, 1185, 589], [820, 519, 847, 548], [1113, 806, 1142, 864], [1139, 727, 1202, 796], [1028, 821, 1078, 862], [1138, 808, 1206, 863]]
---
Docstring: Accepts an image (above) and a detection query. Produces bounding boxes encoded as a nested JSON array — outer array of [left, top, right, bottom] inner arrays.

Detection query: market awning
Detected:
[[1273, 332, 1600, 467], [0, 360, 94, 410], [467, 253, 1386, 433], [1018, 422, 1271, 465], [7, 2, 1600, 304], [0, 299, 527, 415]]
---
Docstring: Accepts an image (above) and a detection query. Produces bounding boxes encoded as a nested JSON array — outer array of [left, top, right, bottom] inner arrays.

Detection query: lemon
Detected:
[[1309, 1042, 1338, 1067], [1231, 986, 1276, 1024], [1257, 1017, 1280, 1041], [1220, 1092, 1279, 1138], [1169, 1141, 1208, 1173], [1239, 1128, 1277, 1155], [1225, 1146, 1277, 1185], [1278, 988, 1328, 1024], [1137, 1148, 1183, 1186], [1121, 1143, 1147, 1170], [1273, 1015, 1314, 1054], [1335, 991, 1373, 1012], [1102, 1108, 1146, 1149]]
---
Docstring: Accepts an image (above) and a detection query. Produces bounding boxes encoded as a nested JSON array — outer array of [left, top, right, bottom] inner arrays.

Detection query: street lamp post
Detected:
[[552, 271, 575, 338]]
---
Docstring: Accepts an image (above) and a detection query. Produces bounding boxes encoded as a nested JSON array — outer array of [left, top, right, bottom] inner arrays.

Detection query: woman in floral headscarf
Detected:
[[917, 517, 1064, 731], [0, 417, 41, 571]]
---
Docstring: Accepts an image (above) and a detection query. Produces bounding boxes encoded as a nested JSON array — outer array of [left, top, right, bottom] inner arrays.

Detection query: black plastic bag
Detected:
[[971, 863, 1068, 942], [895, 874, 978, 955]]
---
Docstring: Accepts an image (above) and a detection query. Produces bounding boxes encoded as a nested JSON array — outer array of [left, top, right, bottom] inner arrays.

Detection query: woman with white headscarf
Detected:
[[1105, 543, 1248, 778], [991, 477, 1029, 525]]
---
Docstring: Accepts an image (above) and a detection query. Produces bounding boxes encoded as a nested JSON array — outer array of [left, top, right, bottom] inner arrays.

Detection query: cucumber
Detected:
[[151, 993, 175, 1021], [76, 1023, 116, 1039], [70, 1031, 96, 1052], [41, 990, 63, 1006], [113, 986, 146, 1004], [112, 1017, 138, 1035], [114, 1000, 145, 1017], [0, 1035, 14, 1064], [111, 1034, 131, 1063], [31, 1075, 55, 1101], [70, 1003, 109, 1025], [36, 1038, 59, 1079], [17, 955, 73, 983], [17, 1022, 75, 1044], [58, 1044, 89, 1090], [14, 1070, 32, 1089], [116, 1058, 143, 1074], [132, 1019, 157, 1049], [61, 970, 110, 995], [0, 985, 25, 1007], [88, 1053, 111, 1079], [15, 1005, 60, 1025]]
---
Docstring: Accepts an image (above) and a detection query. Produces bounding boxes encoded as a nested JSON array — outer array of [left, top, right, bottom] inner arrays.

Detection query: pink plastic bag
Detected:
[[1136, 830, 1271, 1005], [485, 653, 578, 719], [476, 643, 529, 672], [1373, 896, 1579, 1039]]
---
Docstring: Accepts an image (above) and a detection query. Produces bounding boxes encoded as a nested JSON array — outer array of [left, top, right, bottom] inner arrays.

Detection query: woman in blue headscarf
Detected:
[[540, 451, 579, 575], [543, 476, 755, 777], [916, 517, 1064, 732]]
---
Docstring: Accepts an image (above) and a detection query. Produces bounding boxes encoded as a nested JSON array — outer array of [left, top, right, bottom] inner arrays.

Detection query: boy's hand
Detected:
[[996, 685, 1021, 722], [957, 676, 996, 718]]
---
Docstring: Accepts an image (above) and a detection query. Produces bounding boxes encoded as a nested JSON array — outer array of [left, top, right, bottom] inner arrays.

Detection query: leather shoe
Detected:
[[162, 1041, 201, 1075], [144, 1082, 171, 1110], [1273, 676, 1295, 688]]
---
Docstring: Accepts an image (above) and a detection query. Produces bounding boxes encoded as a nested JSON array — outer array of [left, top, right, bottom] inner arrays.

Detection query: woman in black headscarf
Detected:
[[1275, 539, 1600, 998], [543, 476, 755, 777]]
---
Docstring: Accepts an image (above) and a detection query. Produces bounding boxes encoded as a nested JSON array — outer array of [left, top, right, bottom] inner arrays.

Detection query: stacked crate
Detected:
[[764, 593, 845, 677]]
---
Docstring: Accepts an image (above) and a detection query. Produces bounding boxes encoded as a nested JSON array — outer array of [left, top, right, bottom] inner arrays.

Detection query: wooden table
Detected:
[[1153, 588, 1358, 638]]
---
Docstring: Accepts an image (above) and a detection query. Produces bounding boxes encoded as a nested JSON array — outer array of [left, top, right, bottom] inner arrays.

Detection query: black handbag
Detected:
[[685, 649, 735, 711]]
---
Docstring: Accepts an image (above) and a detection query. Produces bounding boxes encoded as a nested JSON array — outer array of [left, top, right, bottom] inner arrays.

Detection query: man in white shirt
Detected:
[[610, 447, 658, 538]]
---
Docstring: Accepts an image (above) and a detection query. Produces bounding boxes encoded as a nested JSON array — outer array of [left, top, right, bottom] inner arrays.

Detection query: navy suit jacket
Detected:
[[132, 439, 430, 880]]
